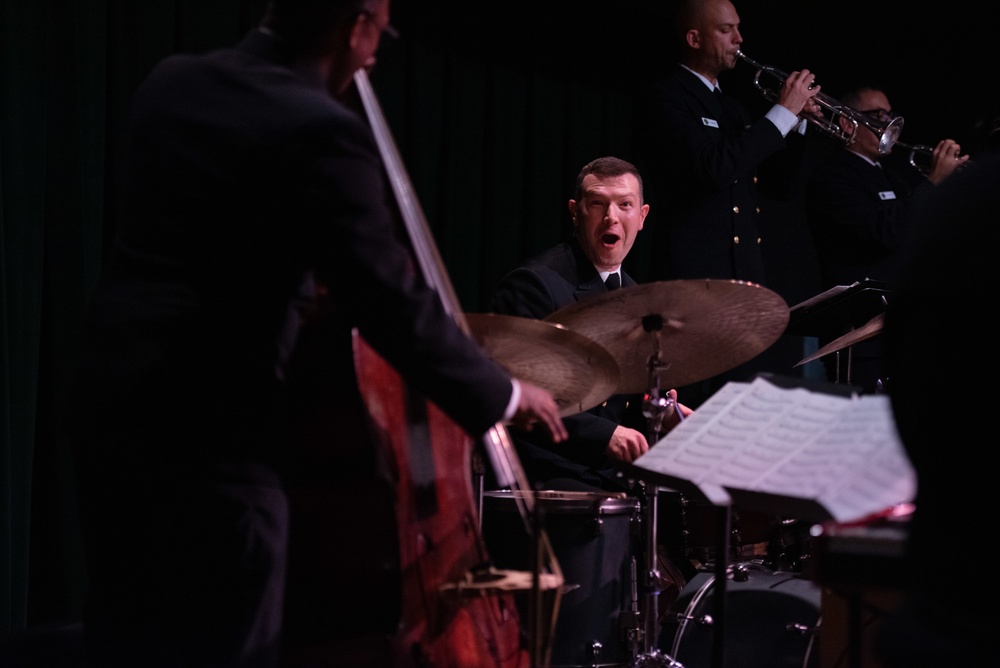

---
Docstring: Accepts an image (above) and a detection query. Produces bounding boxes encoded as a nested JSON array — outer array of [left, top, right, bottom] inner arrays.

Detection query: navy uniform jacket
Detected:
[[636, 64, 800, 285], [805, 148, 930, 289], [490, 239, 645, 491]]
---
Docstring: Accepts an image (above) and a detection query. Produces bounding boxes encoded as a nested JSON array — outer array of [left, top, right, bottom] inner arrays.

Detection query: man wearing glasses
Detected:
[[804, 85, 967, 393]]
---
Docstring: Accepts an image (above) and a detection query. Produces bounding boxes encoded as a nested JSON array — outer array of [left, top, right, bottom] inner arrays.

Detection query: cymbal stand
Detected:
[[627, 318, 685, 667], [640, 313, 675, 443]]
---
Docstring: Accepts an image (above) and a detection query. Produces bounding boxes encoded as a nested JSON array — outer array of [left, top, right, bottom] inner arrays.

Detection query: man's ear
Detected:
[[686, 29, 699, 49]]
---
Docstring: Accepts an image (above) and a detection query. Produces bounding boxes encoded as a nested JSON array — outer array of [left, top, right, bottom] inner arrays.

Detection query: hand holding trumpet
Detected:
[[776, 68, 824, 121], [924, 138, 970, 184]]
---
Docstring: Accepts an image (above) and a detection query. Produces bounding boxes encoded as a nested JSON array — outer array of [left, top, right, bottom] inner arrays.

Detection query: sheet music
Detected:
[[634, 376, 916, 523]]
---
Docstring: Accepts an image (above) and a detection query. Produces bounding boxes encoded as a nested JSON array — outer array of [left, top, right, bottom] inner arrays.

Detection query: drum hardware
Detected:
[[640, 312, 687, 445], [620, 556, 644, 658], [629, 649, 685, 668], [617, 481, 690, 666]]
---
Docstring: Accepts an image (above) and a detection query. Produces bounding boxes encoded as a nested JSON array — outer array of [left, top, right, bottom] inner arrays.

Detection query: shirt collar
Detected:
[[681, 64, 718, 93]]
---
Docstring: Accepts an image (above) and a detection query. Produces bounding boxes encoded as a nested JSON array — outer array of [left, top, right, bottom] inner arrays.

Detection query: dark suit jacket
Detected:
[[806, 149, 930, 289], [803, 149, 934, 393], [68, 28, 517, 653], [73, 28, 513, 469], [635, 64, 801, 285], [489, 239, 645, 491]]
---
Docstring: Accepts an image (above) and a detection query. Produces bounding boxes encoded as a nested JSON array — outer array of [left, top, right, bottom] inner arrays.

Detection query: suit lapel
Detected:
[[677, 67, 730, 128]]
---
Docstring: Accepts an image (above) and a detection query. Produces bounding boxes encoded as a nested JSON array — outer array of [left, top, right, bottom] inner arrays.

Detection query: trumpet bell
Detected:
[[848, 110, 905, 155], [879, 116, 905, 154]]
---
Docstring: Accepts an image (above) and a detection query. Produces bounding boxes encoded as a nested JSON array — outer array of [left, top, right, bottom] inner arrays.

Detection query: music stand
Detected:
[[786, 280, 891, 387], [621, 373, 916, 668], [786, 279, 891, 337]]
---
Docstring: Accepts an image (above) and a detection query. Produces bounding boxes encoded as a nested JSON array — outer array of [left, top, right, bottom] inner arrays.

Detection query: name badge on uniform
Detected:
[[702, 117, 720, 128], [878, 190, 897, 200]]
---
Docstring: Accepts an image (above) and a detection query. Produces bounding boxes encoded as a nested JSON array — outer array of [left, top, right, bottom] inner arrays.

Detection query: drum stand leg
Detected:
[[626, 346, 687, 667], [708, 502, 732, 668], [642, 484, 661, 656], [624, 484, 685, 668]]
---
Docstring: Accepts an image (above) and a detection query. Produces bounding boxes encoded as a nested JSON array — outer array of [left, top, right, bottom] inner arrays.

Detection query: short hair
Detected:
[[841, 86, 887, 110], [573, 156, 644, 203]]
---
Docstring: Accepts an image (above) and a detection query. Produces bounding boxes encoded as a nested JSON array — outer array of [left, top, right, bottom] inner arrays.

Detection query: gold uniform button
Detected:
[[757, 237, 762, 244], [733, 235, 740, 244], [756, 206, 761, 214], [733, 205, 740, 214], [753, 176, 758, 184]]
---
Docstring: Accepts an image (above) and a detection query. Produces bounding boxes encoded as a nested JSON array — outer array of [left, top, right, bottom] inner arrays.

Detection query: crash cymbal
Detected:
[[794, 312, 885, 367], [465, 313, 620, 416], [544, 279, 789, 394]]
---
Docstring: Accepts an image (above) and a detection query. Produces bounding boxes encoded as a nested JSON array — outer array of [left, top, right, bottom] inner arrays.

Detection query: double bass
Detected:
[[350, 69, 563, 668]]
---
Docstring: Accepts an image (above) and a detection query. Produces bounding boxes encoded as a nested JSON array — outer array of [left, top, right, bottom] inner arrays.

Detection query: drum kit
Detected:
[[469, 279, 826, 668]]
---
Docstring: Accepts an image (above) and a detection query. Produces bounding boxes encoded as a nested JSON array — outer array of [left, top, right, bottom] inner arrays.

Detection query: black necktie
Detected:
[[605, 273, 621, 290]]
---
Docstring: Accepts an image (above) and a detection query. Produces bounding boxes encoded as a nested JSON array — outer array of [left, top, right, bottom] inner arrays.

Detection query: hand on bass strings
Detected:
[[510, 380, 569, 442]]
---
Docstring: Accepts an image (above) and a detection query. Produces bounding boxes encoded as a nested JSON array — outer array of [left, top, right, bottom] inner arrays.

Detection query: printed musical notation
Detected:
[[632, 376, 916, 523]]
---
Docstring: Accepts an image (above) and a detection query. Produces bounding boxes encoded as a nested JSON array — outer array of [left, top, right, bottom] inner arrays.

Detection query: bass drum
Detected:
[[481, 490, 641, 668], [658, 563, 821, 668]]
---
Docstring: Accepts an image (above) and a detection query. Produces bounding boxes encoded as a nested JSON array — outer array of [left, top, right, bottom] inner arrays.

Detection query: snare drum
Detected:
[[658, 563, 822, 668], [481, 490, 641, 667]]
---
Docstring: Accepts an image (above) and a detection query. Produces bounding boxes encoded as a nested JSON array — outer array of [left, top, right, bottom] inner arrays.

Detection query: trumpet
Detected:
[[894, 141, 934, 175], [735, 50, 904, 154]]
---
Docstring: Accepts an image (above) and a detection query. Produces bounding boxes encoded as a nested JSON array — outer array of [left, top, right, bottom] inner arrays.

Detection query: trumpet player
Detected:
[[634, 0, 823, 408], [804, 85, 968, 393]]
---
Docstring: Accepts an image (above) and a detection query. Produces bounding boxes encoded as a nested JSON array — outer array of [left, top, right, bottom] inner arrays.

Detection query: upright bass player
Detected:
[[66, 0, 566, 666]]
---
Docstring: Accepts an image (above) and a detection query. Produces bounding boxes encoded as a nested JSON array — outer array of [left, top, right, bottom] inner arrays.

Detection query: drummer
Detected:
[[489, 156, 692, 493]]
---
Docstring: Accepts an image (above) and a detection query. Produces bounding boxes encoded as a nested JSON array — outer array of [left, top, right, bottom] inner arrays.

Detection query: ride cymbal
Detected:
[[465, 313, 620, 416], [794, 312, 885, 367], [544, 279, 790, 394]]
